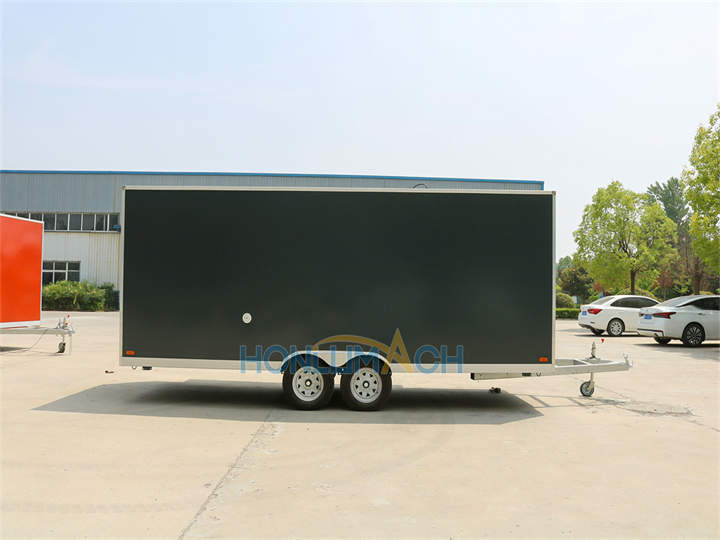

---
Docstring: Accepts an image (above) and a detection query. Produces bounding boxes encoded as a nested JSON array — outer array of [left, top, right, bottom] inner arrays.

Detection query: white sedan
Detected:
[[577, 295, 659, 337], [638, 295, 720, 346]]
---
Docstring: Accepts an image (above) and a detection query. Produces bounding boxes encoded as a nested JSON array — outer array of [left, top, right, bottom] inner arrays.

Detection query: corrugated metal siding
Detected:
[[43, 232, 119, 285], [1, 171, 542, 212]]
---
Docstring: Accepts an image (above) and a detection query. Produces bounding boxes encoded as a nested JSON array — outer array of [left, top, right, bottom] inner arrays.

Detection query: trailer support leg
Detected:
[[580, 372, 595, 397]]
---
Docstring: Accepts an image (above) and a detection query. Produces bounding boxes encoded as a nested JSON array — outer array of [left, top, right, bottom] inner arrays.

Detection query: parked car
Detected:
[[637, 295, 720, 346], [578, 295, 659, 336]]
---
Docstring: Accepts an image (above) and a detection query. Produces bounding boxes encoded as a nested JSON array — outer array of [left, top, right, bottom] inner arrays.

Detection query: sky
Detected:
[[1, 1, 718, 257]]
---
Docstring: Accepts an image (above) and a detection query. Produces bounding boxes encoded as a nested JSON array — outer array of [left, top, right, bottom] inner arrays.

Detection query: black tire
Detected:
[[606, 318, 625, 337], [580, 381, 594, 397], [591, 328, 604, 336], [340, 357, 392, 411], [282, 357, 335, 410], [57, 342, 66, 353], [681, 323, 705, 347], [653, 336, 671, 345]]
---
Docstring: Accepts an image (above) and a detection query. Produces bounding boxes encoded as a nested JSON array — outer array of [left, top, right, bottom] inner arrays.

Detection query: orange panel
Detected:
[[0, 214, 43, 327]]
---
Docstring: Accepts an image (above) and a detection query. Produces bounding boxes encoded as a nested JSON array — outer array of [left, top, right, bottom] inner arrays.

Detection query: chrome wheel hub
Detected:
[[350, 367, 382, 403], [292, 366, 324, 402]]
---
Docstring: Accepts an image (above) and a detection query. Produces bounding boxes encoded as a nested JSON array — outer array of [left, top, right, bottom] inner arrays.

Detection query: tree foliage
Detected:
[[646, 177, 688, 230], [558, 266, 593, 301], [556, 292, 576, 308], [557, 255, 572, 274], [574, 181, 676, 294], [646, 176, 710, 294], [684, 104, 720, 273]]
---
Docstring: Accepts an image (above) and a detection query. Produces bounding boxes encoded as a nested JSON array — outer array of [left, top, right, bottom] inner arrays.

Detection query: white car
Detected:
[[638, 295, 720, 346], [577, 295, 659, 337]]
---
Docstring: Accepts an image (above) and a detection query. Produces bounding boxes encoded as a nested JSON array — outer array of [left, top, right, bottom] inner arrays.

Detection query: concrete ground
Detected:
[[1, 312, 718, 539]]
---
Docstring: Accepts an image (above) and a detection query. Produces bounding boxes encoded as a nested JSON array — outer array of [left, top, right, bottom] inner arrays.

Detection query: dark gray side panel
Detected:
[[122, 190, 553, 365]]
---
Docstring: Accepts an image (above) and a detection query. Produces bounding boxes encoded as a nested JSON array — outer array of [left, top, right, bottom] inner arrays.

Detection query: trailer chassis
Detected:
[[0, 315, 75, 354]]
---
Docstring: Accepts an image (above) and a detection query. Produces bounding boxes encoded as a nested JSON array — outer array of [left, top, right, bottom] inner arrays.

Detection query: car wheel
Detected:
[[653, 337, 671, 345], [606, 318, 624, 337], [681, 323, 705, 347], [591, 328, 604, 336]]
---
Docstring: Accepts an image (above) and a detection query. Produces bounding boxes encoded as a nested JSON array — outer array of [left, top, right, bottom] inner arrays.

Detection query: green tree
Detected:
[[646, 177, 688, 230], [558, 266, 594, 302], [684, 104, 720, 273], [557, 255, 572, 274], [646, 176, 707, 294], [574, 181, 677, 294]]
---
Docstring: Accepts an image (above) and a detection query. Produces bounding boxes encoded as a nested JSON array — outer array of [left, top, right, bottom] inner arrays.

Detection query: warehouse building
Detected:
[[0, 170, 543, 289]]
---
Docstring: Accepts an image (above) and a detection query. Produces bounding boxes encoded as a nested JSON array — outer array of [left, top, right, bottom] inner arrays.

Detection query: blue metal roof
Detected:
[[0, 169, 543, 188]]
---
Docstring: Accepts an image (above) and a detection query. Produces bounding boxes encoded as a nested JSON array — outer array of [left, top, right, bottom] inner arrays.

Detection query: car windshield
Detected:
[[657, 296, 697, 307], [592, 296, 615, 305]]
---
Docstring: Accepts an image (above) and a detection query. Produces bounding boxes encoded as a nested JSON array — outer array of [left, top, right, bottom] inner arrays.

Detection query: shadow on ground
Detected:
[[633, 341, 719, 362], [35, 379, 542, 425], [0, 346, 29, 353], [634, 342, 719, 348], [572, 333, 639, 338]]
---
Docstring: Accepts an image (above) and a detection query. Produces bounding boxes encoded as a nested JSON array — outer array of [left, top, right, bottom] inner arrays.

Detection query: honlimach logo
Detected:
[[239, 328, 463, 374]]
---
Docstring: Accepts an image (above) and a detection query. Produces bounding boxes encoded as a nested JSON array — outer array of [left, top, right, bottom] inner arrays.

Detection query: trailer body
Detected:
[[0, 213, 43, 328], [120, 187, 629, 409], [121, 187, 553, 367]]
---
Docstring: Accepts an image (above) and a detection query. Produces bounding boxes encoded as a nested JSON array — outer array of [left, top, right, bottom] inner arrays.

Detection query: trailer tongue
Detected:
[[470, 342, 632, 397]]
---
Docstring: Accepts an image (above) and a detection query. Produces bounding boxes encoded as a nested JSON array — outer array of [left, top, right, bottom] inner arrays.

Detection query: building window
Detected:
[[95, 213, 106, 231], [56, 213, 69, 231], [42, 261, 81, 284], [82, 213, 95, 231], [69, 213, 82, 230], [43, 213, 55, 230], [4, 212, 120, 232]]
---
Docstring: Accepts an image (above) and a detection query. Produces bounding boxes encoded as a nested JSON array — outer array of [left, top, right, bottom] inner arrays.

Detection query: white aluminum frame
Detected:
[[119, 185, 570, 375]]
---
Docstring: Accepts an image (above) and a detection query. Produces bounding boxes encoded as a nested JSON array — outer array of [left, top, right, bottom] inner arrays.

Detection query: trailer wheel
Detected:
[[580, 380, 595, 397], [282, 357, 334, 410], [340, 357, 392, 411]]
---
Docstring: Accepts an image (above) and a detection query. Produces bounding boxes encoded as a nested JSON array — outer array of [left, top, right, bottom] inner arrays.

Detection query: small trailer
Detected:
[[119, 186, 630, 410], [0, 213, 75, 353]]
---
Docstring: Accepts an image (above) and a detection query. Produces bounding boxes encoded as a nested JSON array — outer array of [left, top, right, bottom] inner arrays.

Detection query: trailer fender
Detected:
[[280, 350, 390, 375]]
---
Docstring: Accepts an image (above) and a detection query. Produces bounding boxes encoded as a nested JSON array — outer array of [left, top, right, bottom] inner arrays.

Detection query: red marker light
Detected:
[[125, 350, 136, 356], [539, 357, 549, 362]]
